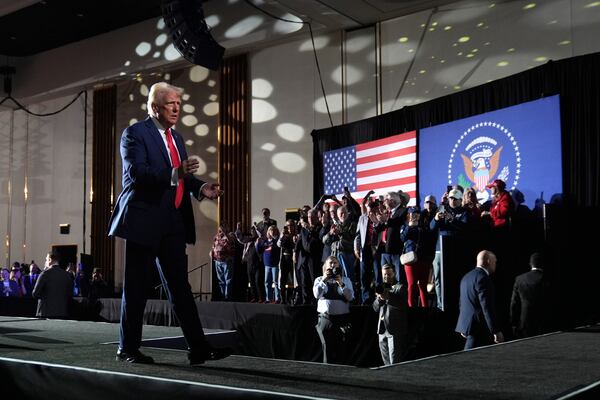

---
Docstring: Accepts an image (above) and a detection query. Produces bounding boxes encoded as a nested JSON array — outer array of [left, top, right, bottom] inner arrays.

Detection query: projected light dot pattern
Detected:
[[261, 143, 276, 151], [135, 42, 151, 56], [195, 124, 209, 136], [267, 178, 284, 191], [271, 153, 306, 173]]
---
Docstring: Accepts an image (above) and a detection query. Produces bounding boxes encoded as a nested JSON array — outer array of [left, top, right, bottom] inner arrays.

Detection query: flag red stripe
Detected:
[[356, 131, 416, 151], [356, 160, 417, 178], [357, 146, 416, 164], [357, 176, 415, 191]]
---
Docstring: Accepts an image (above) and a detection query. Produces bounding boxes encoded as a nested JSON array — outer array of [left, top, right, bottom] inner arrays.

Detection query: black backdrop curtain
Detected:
[[312, 51, 600, 207]]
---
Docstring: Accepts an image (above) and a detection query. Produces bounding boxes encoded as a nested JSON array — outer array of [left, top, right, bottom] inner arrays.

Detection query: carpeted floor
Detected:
[[1, 316, 599, 399]]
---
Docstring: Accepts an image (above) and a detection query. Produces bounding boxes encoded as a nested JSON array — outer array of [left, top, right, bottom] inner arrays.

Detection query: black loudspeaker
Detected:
[[162, 0, 225, 70], [59, 224, 70, 234]]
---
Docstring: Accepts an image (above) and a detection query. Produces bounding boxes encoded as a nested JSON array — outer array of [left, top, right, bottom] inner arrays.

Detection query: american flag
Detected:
[[323, 131, 417, 206]]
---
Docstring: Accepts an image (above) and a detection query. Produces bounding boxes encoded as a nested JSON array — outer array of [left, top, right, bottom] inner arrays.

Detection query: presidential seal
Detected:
[[447, 121, 520, 203]]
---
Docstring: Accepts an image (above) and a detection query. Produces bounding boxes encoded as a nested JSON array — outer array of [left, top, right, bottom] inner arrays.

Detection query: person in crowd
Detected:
[[256, 208, 277, 234], [400, 207, 435, 308], [211, 222, 236, 301], [510, 252, 551, 338], [2, 267, 22, 297], [9, 265, 26, 297], [373, 264, 408, 365], [375, 191, 410, 285], [257, 225, 282, 303], [24, 262, 41, 297], [32, 251, 74, 318], [439, 184, 464, 208], [430, 188, 472, 310], [420, 195, 438, 301], [319, 208, 333, 262], [108, 81, 230, 365], [341, 187, 361, 222], [482, 179, 514, 231], [463, 187, 483, 221], [323, 206, 358, 288], [89, 268, 109, 301], [354, 200, 382, 304], [421, 195, 438, 226], [278, 220, 296, 304], [294, 210, 323, 305], [455, 250, 504, 350], [66, 262, 77, 281], [328, 202, 340, 226], [314, 256, 354, 364], [1, 268, 10, 296], [74, 263, 91, 298], [236, 223, 264, 303]]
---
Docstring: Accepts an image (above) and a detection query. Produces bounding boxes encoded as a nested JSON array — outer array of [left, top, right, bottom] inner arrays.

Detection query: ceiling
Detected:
[[0, 0, 459, 58]]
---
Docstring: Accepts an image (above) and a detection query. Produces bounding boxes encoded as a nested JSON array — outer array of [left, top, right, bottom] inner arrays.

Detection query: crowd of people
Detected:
[[209, 181, 552, 365], [1, 253, 109, 318]]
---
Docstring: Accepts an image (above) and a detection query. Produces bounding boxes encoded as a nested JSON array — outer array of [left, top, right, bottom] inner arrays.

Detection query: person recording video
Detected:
[[313, 256, 354, 364], [372, 264, 408, 365]]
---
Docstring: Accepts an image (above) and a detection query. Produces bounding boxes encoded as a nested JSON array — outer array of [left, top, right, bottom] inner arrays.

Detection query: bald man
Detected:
[[455, 250, 504, 350]]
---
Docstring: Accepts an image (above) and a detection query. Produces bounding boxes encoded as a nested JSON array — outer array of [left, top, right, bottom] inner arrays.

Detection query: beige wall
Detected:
[[0, 94, 92, 268]]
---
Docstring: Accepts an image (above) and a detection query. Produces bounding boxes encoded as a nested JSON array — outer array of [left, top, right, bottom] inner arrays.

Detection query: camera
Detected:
[[326, 265, 342, 279], [375, 282, 392, 294], [332, 266, 342, 277]]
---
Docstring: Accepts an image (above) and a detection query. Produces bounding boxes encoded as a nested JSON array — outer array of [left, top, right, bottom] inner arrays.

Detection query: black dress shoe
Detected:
[[116, 349, 154, 364], [188, 346, 232, 366]]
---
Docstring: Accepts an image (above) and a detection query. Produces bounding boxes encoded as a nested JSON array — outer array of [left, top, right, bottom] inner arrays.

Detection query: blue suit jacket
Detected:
[[108, 117, 204, 247], [455, 267, 499, 336]]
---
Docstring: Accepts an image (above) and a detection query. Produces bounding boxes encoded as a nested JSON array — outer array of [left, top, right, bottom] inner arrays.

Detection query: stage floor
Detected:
[[1, 316, 599, 399]]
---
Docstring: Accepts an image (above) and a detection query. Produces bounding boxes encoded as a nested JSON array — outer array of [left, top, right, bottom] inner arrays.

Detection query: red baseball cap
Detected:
[[486, 179, 506, 190]]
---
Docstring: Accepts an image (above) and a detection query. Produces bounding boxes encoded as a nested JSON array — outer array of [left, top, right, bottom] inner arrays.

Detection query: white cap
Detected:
[[424, 195, 437, 204], [448, 189, 463, 200]]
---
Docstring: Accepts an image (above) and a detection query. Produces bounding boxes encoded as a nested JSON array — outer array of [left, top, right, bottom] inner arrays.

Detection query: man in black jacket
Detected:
[[510, 252, 550, 338], [32, 252, 73, 318]]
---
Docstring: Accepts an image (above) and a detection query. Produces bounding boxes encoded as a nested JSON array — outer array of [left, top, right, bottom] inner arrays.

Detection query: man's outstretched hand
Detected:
[[202, 183, 224, 200]]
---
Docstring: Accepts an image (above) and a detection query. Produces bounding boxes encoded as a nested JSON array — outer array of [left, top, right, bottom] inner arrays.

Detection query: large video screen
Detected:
[[418, 95, 562, 209], [323, 131, 417, 206]]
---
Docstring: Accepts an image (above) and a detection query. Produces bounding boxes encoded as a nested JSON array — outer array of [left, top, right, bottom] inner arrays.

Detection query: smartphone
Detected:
[[446, 185, 452, 193]]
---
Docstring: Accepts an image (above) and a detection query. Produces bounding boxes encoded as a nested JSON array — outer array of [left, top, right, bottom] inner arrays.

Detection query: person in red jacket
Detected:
[[482, 179, 514, 229]]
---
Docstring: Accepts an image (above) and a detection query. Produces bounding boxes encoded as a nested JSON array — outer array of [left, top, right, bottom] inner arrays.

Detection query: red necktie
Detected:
[[165, 128, 184, 208]]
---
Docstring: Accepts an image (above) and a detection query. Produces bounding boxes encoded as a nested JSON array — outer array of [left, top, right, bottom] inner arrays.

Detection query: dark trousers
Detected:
[[315, 313, 351, 364], [464, 327, 493, 350], [246, 260, 263, 301], [279, 254, 294, 304], [119, 213, 207, 353]]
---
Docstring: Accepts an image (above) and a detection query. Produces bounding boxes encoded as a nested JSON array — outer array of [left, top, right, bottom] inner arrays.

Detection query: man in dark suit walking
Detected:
[[456, 250, 504, 350], [109, 82, 230, 366], [510, 252, 550, 338], [32, 252, 73, 318]]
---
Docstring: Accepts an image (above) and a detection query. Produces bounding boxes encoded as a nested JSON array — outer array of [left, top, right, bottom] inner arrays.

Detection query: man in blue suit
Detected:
[[109, 82, 230, 366], [455, 250, 504, 350]]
